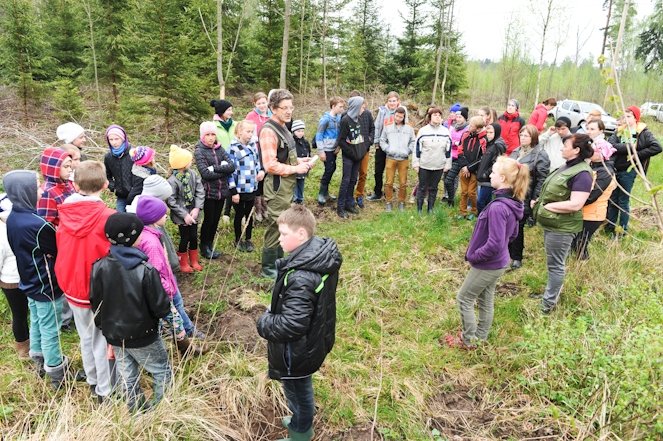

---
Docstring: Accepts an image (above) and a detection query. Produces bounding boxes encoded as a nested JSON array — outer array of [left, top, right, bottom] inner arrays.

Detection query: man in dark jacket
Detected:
[[90, 212, 171, 412], [606, 106, 662, 235], [257, 205, 342, 441]]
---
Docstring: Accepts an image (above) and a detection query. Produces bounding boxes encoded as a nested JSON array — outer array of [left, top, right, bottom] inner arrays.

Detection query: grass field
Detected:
[[0, 106, 661, 440]]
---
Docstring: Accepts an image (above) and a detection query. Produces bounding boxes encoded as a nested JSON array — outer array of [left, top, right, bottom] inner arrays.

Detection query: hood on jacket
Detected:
[[491, 122, 502, 139], [3, 170, 38, 211], [346, 97, 365, 122], [280, 236, 342, 275], [495, 190, 525, 221], [40, 147, 71, 183], [0, 193, 12, 222], [110, 245, 147, 270], [57, 200, 112, 238]]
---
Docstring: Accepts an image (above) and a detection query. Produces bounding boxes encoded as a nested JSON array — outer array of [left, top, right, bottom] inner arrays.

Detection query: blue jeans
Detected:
[[319, 150, 337, 187], [477, 185, 493, 213], [28, 296, 64, 368], [171, 290, 195, 336], [294, 178, 306, 203], [337, 156, 360, 211], [606, 169, 637, 232], [113, 339, 171, 412], [116, 197, 128, 213], [282, 376, 315, 433]]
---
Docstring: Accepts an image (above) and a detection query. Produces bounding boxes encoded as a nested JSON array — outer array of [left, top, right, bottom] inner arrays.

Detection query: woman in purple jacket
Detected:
[[445, 157, 529, 349]]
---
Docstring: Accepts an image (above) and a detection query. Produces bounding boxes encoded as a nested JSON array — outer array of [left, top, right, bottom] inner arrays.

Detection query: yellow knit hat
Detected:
[[169, 144, 193, 169]]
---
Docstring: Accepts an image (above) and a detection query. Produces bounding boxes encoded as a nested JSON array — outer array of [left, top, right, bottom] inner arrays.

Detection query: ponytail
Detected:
[[494, 156, 530, 202]]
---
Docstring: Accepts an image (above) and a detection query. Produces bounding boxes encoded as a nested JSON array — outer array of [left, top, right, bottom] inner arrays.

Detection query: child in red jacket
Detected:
[[55, 161, 115, 401]]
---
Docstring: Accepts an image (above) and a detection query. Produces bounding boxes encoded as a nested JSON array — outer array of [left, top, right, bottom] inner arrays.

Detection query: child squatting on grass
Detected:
[[446, 156, 529, 349], [257, 205, 342, 441]]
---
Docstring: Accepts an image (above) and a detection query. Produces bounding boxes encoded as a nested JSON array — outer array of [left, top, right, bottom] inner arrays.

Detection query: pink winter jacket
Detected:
[[137, 226, 177, 299]]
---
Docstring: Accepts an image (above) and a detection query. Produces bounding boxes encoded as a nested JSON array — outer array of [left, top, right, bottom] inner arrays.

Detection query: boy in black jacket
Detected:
[[291, 120, 311, 204], [257, 205, 342, 441], [90, 212, 171, 412]]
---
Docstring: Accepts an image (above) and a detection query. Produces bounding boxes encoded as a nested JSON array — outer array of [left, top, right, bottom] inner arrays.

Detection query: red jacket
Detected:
[[527, 104, 548, 132], [55, 197, 115, 308], [498, 111, 526, 156]]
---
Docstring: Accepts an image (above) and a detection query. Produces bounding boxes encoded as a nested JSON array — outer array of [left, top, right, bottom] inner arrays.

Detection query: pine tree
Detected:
[[95, 0, 130, 106], [40, 0, 85, 79], [636, 0, 663, 73], [341, 0, 386, 90], [393, 0, 427, 91]]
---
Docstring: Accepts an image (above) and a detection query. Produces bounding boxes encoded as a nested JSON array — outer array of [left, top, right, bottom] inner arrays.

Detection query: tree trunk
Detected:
[[321, 0, 328, 102], [599, 0, 613, 70], [303, 8, 314, 95], [298, 0, 306, 92], [279, 0, 292, 89], [82, 0, 101, 107], [431, 0, 446, 105], [217, 0, 225, 99], [533, 0, 554, 109], [440, 0, 454, 104], [225, 0, 248, 83]]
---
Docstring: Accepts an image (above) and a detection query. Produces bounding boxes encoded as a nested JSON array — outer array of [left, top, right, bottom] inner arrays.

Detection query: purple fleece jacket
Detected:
[[465, 189, 524, 270]]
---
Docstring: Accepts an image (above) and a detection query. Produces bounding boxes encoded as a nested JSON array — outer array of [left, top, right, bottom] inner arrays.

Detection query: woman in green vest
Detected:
[[532, 134, 594, 314]]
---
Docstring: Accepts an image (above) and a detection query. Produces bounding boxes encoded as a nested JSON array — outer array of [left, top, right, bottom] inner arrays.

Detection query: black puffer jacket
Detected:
[[477, 137, 507, 184], [90, 245, 170, 348], [104, 150, 134, 198], [194, 141, 236, 200], [608, 126, 662, 173], [257, 237, 342, 380]]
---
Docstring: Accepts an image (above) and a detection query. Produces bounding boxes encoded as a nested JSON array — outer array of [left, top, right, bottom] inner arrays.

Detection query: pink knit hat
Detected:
[[130, 146, 155, 166], [105, 125, 126, 141], [200, 121, 217, 143]]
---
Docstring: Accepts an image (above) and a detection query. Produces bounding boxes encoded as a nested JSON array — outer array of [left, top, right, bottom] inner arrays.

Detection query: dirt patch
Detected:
[[215, 308, 263, 350], [330, 425, 376, 441], [495, 282, 522, 297]]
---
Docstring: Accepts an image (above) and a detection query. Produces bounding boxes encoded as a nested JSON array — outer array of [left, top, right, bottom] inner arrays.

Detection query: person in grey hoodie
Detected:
[[379, 106, 415, 212], [336, 96, 366, 219]]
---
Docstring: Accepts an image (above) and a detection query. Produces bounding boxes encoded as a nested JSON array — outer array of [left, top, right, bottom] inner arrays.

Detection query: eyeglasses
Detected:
[[277, 105, 294, 111]]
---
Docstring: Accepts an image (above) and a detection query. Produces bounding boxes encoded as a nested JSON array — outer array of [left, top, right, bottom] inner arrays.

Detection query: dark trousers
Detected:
[[444, 160, 461, 205], [477, 185, 493, 214], [200, 198, 223, 245], [282, 376, 315, 433], [1, 287, 29, 342], [417, 168, 443, 212], [606, 169, 637, 232], [319, 150, 338, 187], [338, 156, 360, 211], [223, 196, 232, 216], [572, 220, 602, 260], [372, 147, 387, 197], [508, 218, 527, 261], [294, 178, 306, 203], [177, 224, 199, 253], [233, 197, 255, 242]]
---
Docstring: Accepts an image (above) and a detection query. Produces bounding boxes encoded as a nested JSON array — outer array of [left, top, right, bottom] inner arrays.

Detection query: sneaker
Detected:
[[455, 214, 465, 220], [244, 240, 255, 252], [540, 303, 555, 314], [466, 214, 476, 221], [367, 193, 382, 202], [385, 203, 392, 212], [510, 260, 522, 270], [398, 202, 405, 212], [346, 205, 359, 215], [529, 292, 543, 299], [408, 196, 416, 204], [356, 196, 364, 208]]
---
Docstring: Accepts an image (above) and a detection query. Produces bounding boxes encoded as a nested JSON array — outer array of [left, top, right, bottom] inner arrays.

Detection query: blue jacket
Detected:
[[315, 111, 341, 152], [227, 139, 262, 195]]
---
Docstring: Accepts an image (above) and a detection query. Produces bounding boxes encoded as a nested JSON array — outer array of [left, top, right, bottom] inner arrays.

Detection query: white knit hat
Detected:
[[56, 122, 85, 144], [141, 175, 173, 201]]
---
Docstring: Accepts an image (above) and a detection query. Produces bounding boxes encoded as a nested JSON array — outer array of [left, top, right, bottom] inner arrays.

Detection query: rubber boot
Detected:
[[200, 243, 221, 259], [45, 356, 70, 390], [261, 247, 279, 279], [427, 197, 435, 213], [317, 183, 328, 205], [177, 251, 194, 273], [31, 352, 46, 378], [277, 426, 314, 441], [188, 249, 203, 271], [176, 337, 208, 357], [15, 340, 30, 360], [416, 198, 424, 214]]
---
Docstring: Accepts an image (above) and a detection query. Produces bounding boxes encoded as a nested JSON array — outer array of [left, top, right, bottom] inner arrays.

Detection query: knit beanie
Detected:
[[129, 146, 155, 166], [210, 99, 233, 117], [199, 121, 217, 143], [56, 122, 85, 144], [291, 120, 305, 132], [627, 106, 641, 122], [169, 144, 193, 169], [142, 175, 173, 201], [105, 213, 144, 247], [458, 107, 469, 121], [105, 125, 126, 141], [449, 103, 462, 113], [136, 195, 168, 225], [556, 116, 572, 128]]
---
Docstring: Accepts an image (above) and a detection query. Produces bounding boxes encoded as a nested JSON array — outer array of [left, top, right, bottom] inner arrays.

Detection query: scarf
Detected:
[[174, 169, 194, 207], [213, 114, 234, 132], [503, 111, 520, 121], [518, 144, 533, 160], [111, 141, 127, 158], [255, 107, 272, 118]]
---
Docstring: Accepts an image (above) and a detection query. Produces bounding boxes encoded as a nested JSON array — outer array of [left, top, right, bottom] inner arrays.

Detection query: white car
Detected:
[[656, 108, 663, 123], [553, 99, 618, 134], [640, 102, 663, 118]]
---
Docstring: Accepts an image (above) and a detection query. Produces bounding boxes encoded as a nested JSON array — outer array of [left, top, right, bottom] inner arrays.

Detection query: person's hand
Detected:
[[257, 170, 265, 181], [190, 208, 200, 220], [220, 161, 229, 166], [530, 199, 537, 209], [414, 166, 419, 173], [184, 214, 195, 225], [207, 165, 214, 172], [232, 194, 240, 204], [548, 126, 556, 134], [318, 151, 326, 162], [295, 162, 310, 174], [444, 165, 451, 173]]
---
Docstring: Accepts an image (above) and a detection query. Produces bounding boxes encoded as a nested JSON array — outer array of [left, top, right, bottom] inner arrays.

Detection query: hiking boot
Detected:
[[337, 210, 349, 219], [346, 205, 359, 215], [367, 193, 382, 202], [385, 203, 392, 212], [200, 243, 221, 260], [510, 260, 522, 270], [15, 340, 30, 360]]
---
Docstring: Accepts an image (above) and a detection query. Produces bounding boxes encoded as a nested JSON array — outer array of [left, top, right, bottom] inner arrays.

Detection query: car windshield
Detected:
[[580, 102, 608, 115]]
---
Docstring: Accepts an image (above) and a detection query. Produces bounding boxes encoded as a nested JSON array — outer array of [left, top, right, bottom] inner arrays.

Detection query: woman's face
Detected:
[[478, 110, 490, 125], [255, 98, 268, 114], [561, 138, 579, 160], [586, 122, 602, 140], [429, 112, 442, 126], [222, 107, 233, 120], [506, 102, 517, 114], [485, 124, 495, 141], [519, 130, 531, 146], [386, 97, 399, 110]]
